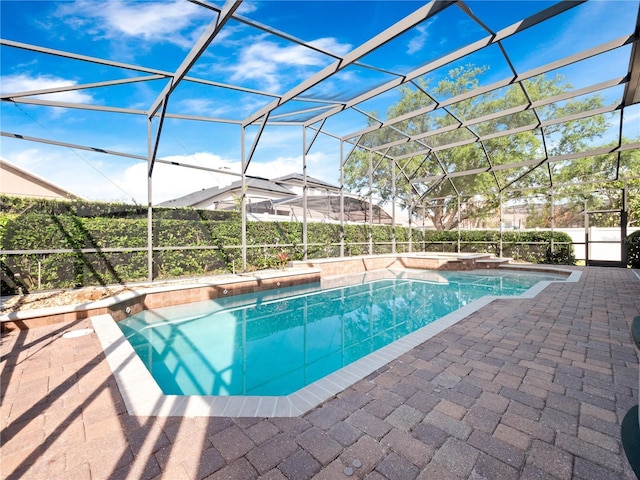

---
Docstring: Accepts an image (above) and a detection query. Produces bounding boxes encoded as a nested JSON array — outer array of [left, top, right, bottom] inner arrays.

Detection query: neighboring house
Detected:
[[0, 159, 80, 200], [159, 176, 297, 210], [271, 173, 340, 196], [159, 173, 394, 224]]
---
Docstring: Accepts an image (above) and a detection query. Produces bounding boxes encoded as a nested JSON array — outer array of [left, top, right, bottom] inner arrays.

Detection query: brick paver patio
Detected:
[[2, 266, 639, 479]]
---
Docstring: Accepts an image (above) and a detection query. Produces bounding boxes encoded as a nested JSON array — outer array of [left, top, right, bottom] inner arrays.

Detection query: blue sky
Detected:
[[1, 0, 639, 204]]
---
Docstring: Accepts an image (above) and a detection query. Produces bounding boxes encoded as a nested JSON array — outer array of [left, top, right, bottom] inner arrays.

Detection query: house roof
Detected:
[[251, 193, 394, 223], [158, 175, 296, 208], [0, 158, 80, 200], [271, 173, 339, 191]]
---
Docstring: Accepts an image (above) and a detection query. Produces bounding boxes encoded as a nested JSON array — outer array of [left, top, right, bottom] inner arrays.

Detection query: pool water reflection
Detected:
[[118, 269, 565, 396]]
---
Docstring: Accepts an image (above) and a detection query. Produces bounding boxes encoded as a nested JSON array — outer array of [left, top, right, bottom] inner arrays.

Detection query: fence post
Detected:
[[499, 192, 503, 258], [457, 195, 461, 253], [340, 140, 345, 258], [550, 187, 555, 256]]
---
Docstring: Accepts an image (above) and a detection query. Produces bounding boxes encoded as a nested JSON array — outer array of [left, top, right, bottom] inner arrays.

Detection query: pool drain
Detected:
[[62, 328, 94, 339]]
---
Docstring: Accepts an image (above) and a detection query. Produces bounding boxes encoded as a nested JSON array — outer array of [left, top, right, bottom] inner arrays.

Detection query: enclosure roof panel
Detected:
[[1, 0, 639, 205]]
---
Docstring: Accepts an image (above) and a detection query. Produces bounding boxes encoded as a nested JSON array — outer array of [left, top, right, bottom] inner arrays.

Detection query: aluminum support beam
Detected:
[[499, 192, 504, 257], [312, 1, 586, 129], [243, 113, 270, 174], [147, 119, 154, 282], [243, 0, 454, 128], [340, 140, 345, 257], [2, 97, 245, 124], [148, 98, 168, 177], [392, 160, 396, 253], [344, 59, 628, 146], [302, 126, 308, 261], [145, 1, 242, 178], [0, 38, 169, 76], [0, 75, 164, 100], [241, 128, 247, 271], [0, 131, 242, 177], [390, 101, 623, 164], [0, 39, 280, 101], [622, 9, 640, 105], [368, 150, 373, 255], [147, 0, 242, 118], [304, 119, 327, 155]]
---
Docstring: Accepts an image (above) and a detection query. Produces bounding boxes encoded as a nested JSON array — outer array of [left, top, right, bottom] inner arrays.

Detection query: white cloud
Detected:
[[228, 36, 352, 92], [237, 1, 258, 15], [1, 149, 46, 171], [308, 38, 353, 57], [0, 74, 94, 103], [246, 151, 338, 185], [3, 144, 338, 205], [245, 156, 302, 179], [2, 148, 117, 200], [407, 25, 429, 55], [176, 98, 221, 117], [56, 0, 202, 48], [86, 151, 244, 204]]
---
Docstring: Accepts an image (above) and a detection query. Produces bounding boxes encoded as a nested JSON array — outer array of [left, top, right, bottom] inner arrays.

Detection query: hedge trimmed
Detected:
[[0, 195, 575, 293], [627, 230, 640, 268]]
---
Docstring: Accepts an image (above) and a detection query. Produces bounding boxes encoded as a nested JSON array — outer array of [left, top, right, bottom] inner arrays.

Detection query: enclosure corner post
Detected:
[[457, 195, 461, 253], [499, 191, 504, 258], [241, 127, 247, 272], [550, 187, 555, 255], [368, 150, 373, 255], [302, 126, 308, 261], [340, 140, 345, 258], [392, 159, 396, 254], [146, 118, 154, 283], [408, 203, 413, 253], [622, 184, 628, 265]]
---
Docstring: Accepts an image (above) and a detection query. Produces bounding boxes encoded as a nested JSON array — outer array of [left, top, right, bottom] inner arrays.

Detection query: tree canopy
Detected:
[[342, 64, 627, 230]]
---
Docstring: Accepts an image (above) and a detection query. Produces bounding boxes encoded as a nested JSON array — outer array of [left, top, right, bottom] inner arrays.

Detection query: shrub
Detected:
[[0, 194, 576, 293], [627, 230, 640, 268]]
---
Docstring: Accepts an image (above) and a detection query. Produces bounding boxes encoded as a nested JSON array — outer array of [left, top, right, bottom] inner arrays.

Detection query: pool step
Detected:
[[293, 253, 514, 276], [439, 254, 511, 271], [475, 257, 513, 269]]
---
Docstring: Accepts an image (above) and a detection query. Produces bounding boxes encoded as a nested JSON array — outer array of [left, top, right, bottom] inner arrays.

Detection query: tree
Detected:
[[343, 64, 612, 230], [555, 145, 640, 227]]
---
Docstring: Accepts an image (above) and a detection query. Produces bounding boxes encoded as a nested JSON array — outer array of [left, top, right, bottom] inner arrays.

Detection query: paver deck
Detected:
[[1, 266, 639, 479]]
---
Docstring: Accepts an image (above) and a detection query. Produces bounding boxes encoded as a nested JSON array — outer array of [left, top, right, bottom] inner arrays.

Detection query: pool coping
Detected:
[[91, 267, 582, 417], [0, 267, 322, 331]]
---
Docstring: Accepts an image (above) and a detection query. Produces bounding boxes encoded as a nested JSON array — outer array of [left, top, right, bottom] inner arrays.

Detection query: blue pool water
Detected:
[[118, 270, 565, 396]]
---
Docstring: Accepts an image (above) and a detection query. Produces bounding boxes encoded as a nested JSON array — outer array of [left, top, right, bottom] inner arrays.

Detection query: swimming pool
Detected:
[[118, 269, 566, 397]]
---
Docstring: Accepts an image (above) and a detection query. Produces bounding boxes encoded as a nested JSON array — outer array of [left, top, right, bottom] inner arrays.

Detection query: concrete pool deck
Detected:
[[1, 266, 639, 479]]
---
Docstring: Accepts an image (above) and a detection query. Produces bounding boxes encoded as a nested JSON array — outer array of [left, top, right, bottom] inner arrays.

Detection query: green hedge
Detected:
[[627, 230, 640, 268], [418, 230, 575, 264], [0, 195, 575, 293]]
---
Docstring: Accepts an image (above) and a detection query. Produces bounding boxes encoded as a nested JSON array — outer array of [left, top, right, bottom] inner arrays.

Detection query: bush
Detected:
[[0, 195, 576, 293], [627, 230, 640, 268]]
